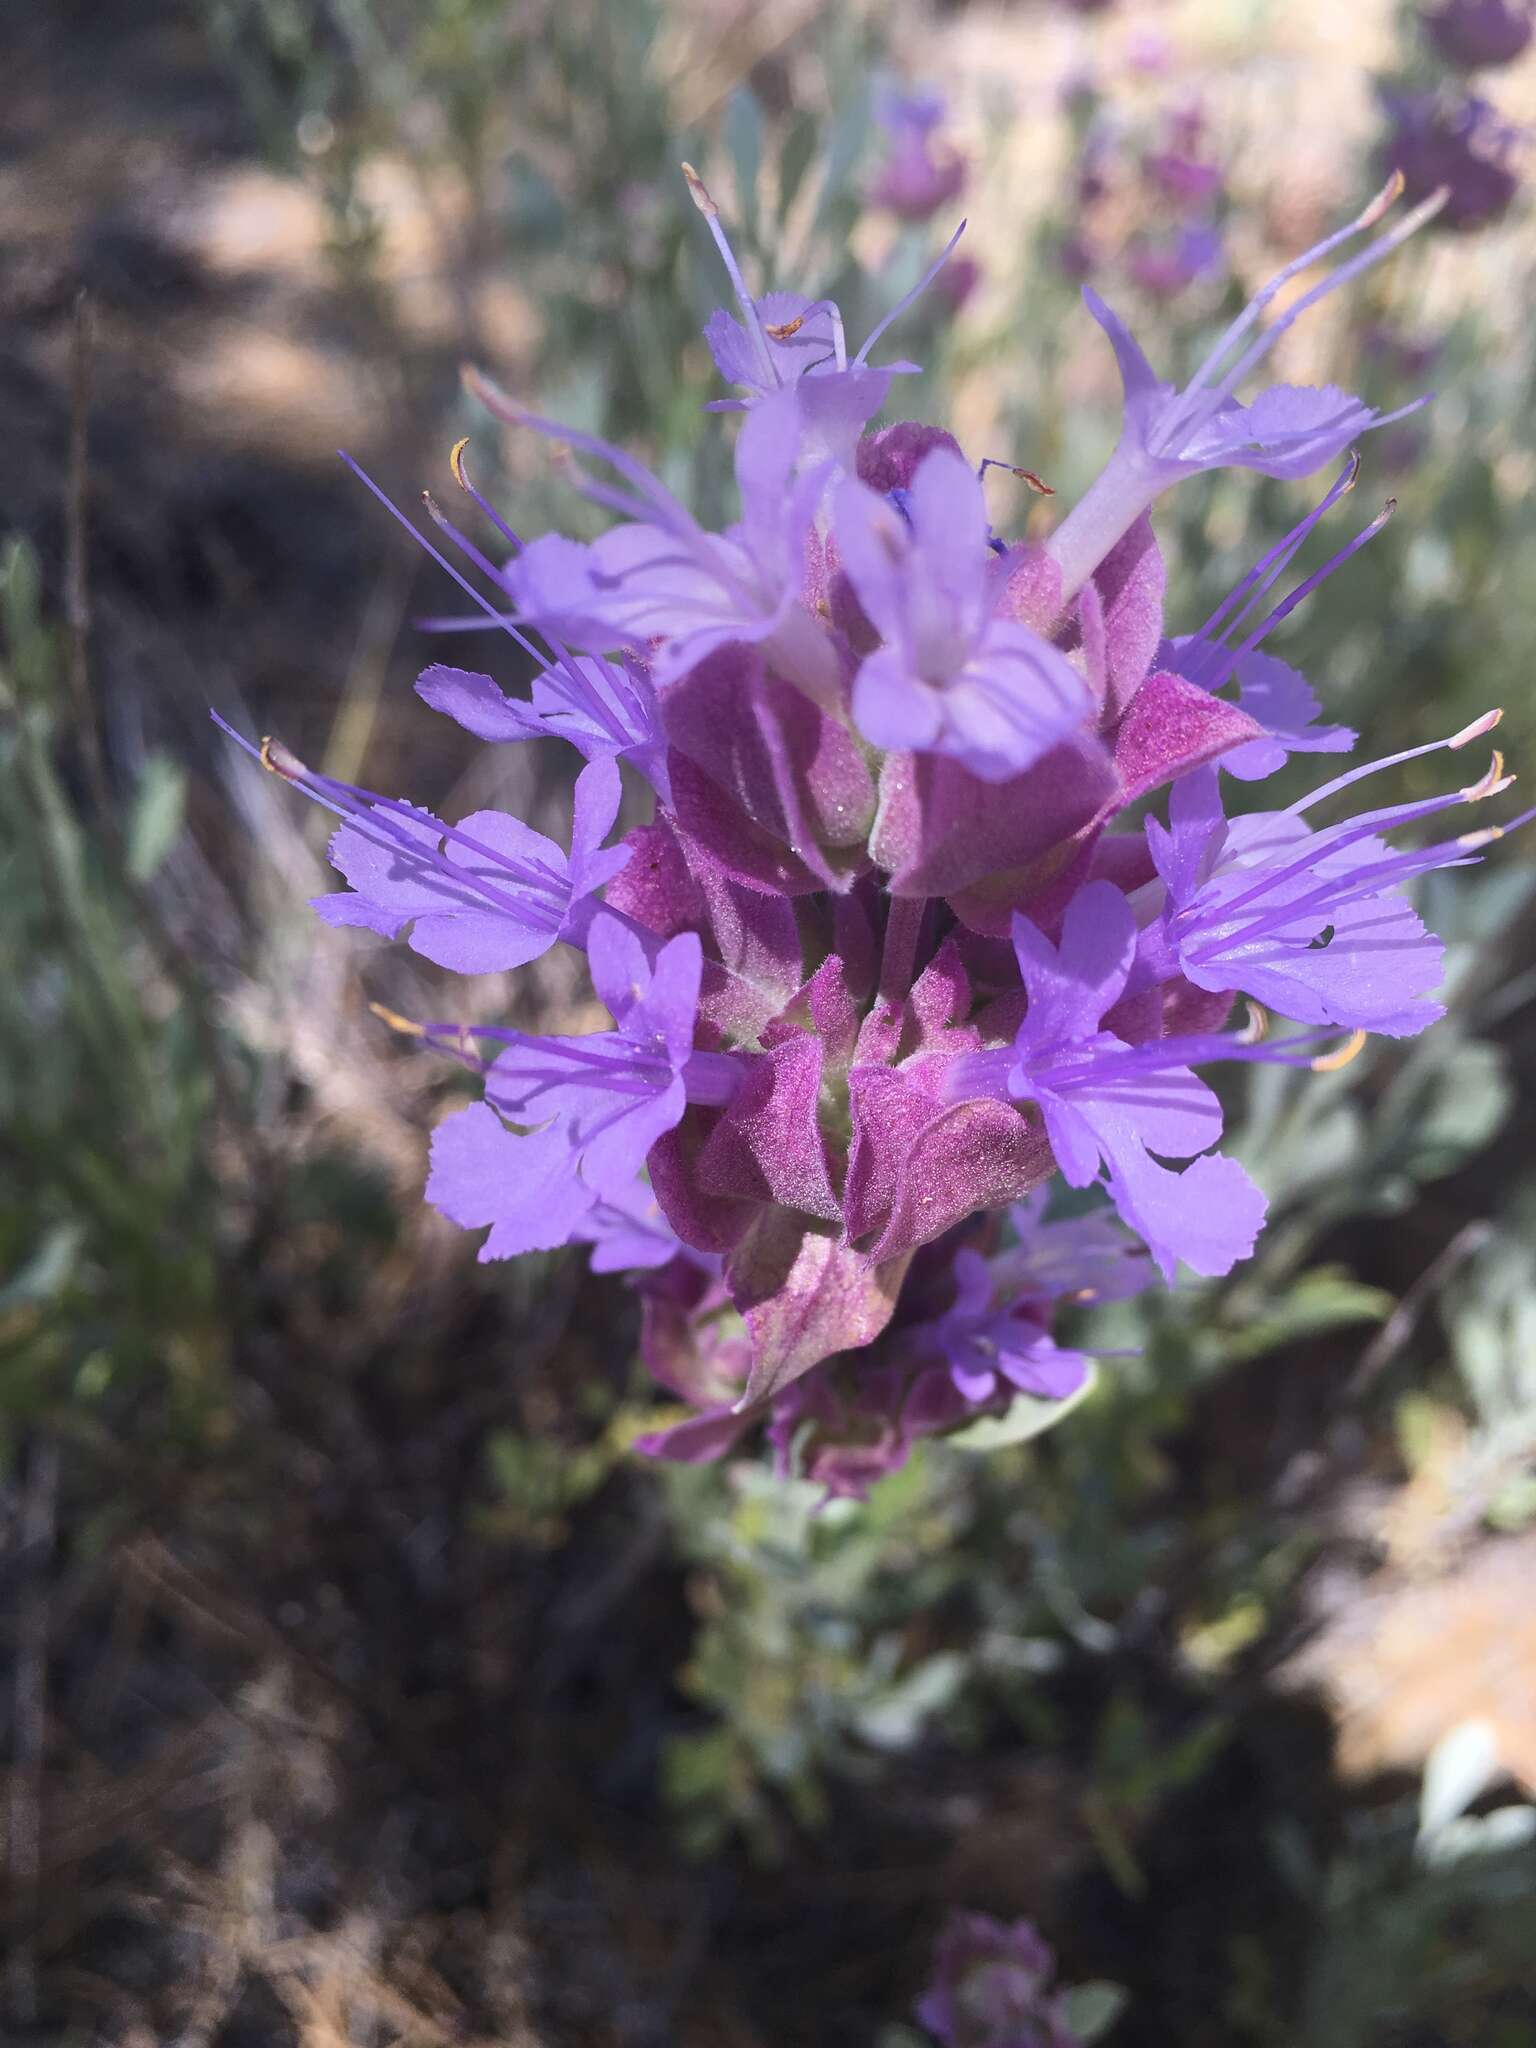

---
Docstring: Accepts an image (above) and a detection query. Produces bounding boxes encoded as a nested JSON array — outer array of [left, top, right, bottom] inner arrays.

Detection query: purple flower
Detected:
[[1143, 104, 1224, 209], [575, 1175, 683, 1273], [704, 290, 849, 396], [945, 882, 1269, 1281], [1138, 725, 1513, 1037], [1143, 152, 1224, 209], [1205, 652, 1354, 781], [426, 1105, 600, 1260], [1056, 231, 1098, 284], [871, 87, 968, 222], [917, 1910, 1083, 2048], [916, 1247, 1091, 1403], [686, 160, 963, 427], [1123, 224, 1224, 298], [1046, 178, 1443, 600], [482, 916, 730, 1196], [423, 917, 743, 1261], [311, 755, 628, 972], [1424, 0, 1533, 69], [416, 651, 671, 806], [1383, 92, 1523, 230], [499, 382, 843, 706], [764, 1357, 965, 1499], [833, 447, 1097, 780], [210, 718, 631, 976], [992, 1189, 1156, 1308]]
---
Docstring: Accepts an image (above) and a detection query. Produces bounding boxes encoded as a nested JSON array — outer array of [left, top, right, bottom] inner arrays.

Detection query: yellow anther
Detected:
[[764, 314, 806, 341], [1311, 1028, 1368, 1074], [1462, 753, 1514, 802], [1016, 468, 1056, 497], [259, 735, 306, 782], [1237, 1000, 1270, 1045], [368, 1002, 425, 1038], [1359, 169, 1406, 230], [450, 436, 471, 489]]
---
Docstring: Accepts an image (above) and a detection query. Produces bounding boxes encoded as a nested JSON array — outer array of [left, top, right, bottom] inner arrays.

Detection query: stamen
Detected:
[[1449, 708, 1505, 749], [1185, 792, 1497, 949], [1032, 1024, 1342, 1091], [680, 161, 717, 218], [1178, 177, 1407, 402], [464, 370, 693, 527], [1462, 752, 1511, 801], [855, 219, 967, 367], [1452, 798, 1536, 845], [260, 734, 304, 781], [1209, 185, 1450, 402], [979, 457, 1056, 495], [403, 1017, 491, 1074], [1226, 498, 1395, 666], [369, 1002, 426, 1037], [1177, 176, 1442, 415], [449, 437, 522, 551], [1237, 1000, 1269, 1044], [1185, 453, 1359, 683], [1286, 715, 1502, 816], [766, 299, 849, 373], [1361, 167, 1408, 228], [422, 491, 505, 588], [681, 160, 779, 388], [1310, 1028, 1368, 1074], [223, 713, 568, 921], [340, 450, 553, 670], [414, 609, 521, 634]]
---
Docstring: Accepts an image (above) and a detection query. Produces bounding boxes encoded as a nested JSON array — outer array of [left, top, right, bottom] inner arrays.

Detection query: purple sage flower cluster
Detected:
[[917, 1911, 1086, 2048], [871, 87, 968, 225], [1384, 89, 1525, 228], [1424, 0, 1533, 70], [1061, 99, 1227, 300], [1377, 2, 1530, 232], [223, 166, 1528, 1499]]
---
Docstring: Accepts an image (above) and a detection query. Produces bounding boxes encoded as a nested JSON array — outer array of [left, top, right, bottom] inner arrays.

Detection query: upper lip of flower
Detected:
[[684, 158, 967, 399], [1043, 174, 1449, 602]]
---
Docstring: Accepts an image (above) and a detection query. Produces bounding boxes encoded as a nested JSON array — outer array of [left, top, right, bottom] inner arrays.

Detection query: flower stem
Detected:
[[1042, 444, 1159, 605]]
